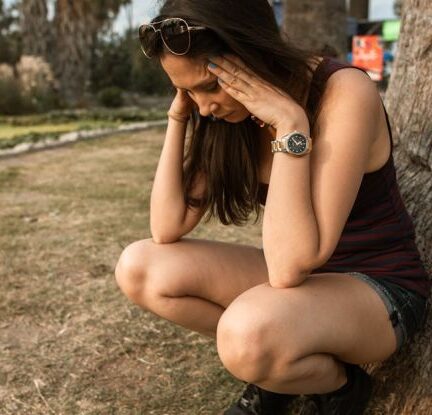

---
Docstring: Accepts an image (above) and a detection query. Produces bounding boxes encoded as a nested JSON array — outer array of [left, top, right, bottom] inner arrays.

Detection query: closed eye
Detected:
[[205, 82, 220, 92], [185, 82, 219, 98]]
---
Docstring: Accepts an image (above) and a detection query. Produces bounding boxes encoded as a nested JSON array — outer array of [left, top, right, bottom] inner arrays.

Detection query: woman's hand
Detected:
[[207, 55, 309, 131], [168, 88, 195, 121]]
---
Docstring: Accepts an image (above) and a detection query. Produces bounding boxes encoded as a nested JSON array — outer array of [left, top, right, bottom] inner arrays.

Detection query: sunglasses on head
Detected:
[[139, 17, 207, 58]]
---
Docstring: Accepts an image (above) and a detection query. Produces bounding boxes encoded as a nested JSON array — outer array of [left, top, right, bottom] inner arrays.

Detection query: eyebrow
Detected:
[[173, 79, 218, 91]]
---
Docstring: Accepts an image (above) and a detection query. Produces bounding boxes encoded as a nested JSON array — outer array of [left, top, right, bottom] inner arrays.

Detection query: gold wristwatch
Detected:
[[271, 131, 312, 156]]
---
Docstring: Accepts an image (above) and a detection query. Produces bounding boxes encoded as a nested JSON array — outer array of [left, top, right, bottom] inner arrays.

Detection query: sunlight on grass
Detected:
[[0, 121, 121, 140]]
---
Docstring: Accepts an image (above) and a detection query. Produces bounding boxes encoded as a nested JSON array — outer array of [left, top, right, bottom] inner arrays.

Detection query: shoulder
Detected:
[[313, 64, 383, 139], [321, 65, 382, 115]]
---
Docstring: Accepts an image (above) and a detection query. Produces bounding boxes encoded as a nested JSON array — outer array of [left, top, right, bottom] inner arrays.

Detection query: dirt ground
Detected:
[[0, 127, 276, 414], [0, 125, 409, 415]]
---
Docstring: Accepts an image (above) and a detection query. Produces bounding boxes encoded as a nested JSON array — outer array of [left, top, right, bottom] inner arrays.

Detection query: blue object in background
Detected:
[[272, 0, 284, 27], [384, 50, 394, 62]]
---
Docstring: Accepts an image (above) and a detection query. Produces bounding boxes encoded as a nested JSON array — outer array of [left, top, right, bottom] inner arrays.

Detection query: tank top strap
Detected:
[[306, 56, 394, 152]]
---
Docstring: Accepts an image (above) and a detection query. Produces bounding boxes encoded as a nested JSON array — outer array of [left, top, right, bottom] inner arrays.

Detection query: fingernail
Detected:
[[208, 62, 217, 69]]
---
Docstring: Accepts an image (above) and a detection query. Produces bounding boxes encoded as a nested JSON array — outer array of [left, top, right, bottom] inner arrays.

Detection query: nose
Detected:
[[194, 94, 219, 117]]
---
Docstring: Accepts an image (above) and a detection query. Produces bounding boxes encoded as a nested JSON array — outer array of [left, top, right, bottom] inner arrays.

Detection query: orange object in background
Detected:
[[352, 35, 384, 81]]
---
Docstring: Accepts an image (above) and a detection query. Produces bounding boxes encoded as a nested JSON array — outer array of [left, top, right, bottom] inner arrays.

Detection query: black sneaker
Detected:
[[308, 363, 373, 415], [223, 382, 298, 415]]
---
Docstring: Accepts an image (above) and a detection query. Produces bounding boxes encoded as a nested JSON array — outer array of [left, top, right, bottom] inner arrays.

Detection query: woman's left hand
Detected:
[[207, 54, 309, 131]]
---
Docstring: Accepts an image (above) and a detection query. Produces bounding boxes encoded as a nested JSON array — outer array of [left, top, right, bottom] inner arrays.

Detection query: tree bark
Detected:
[[284, 1, 431, 414], [348, 0, 369, 19], [282, 0, 347, 59], [53, 0, 131, 106], [20, 0, 51, 60], [363, 1, 432, 413], [53, 0, 94, 105]]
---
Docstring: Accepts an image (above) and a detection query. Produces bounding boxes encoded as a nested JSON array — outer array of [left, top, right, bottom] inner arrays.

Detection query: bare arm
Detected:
[[150, 91, 207, 243], [263, 69, 381, 287]]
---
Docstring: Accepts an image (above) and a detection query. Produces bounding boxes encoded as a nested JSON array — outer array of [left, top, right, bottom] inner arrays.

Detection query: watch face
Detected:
[[287, 133, 308, 154]]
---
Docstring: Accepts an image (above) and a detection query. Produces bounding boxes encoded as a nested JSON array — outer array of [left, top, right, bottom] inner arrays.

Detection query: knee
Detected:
[[115, 239, 153, 305], [216, 304, 273, 384]]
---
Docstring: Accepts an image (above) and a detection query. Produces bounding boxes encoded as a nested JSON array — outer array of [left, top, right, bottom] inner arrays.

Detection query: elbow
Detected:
[[267, 265, 312, 289], [151, 232, 181, 245], [150, 221, 182, 245], [150, 215, 186, 245]]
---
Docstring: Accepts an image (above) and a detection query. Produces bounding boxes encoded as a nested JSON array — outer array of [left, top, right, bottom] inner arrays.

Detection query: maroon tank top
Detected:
[[258, 57, 431, 299]]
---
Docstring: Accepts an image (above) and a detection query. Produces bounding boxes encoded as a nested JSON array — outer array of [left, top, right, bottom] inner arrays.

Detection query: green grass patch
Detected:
[[0, 107, 169, 150], [0, 121, 120, 140], [0, 106, 168, 128]]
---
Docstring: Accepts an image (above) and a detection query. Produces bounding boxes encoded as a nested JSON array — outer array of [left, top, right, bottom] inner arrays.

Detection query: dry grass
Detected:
[[0, 126, 402, 415], [0, 127, 271, 414]]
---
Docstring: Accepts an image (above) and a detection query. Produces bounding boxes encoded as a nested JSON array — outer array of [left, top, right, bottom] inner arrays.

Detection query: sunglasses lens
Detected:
[[161, 19, 190, 54], [139, 25, 158, 57]]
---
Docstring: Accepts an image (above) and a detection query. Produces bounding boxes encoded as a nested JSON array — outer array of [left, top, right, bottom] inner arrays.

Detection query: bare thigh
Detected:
[[217, 274, 398, 366], [116, 237, 269, 308]]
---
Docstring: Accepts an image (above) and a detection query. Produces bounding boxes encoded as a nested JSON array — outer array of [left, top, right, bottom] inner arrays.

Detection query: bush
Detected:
[[91, 30, 171, 96], [16, 55, 59, 113], [131, 51, 171, 95], [97, 87, 124, 108], [0, 78, 26, 115]]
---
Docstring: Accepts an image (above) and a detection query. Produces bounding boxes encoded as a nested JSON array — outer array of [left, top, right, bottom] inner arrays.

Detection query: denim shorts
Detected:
[[347, 272, 429, 352]]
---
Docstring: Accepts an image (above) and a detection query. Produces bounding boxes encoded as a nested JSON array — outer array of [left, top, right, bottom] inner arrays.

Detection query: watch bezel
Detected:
[[271, 131, 312, 156]]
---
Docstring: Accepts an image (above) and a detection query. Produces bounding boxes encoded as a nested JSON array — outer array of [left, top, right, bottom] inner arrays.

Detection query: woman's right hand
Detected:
[[168, 88, 195, 121]]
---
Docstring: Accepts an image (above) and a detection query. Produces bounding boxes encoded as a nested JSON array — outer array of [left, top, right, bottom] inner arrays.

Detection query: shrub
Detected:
[[0, 63, 14, 80], [17, 56, 56, 94], [97, 87, 124, 108], [16, 55, 59, 113], [0, 64, 28, 115], [0, 77, 25, 115]]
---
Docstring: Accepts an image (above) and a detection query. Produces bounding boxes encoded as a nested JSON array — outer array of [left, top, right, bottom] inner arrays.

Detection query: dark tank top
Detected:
[[258, 57, 431, 299]]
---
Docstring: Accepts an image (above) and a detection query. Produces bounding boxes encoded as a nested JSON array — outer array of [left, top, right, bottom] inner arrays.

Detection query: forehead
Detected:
[[160, 54, 212, 87]]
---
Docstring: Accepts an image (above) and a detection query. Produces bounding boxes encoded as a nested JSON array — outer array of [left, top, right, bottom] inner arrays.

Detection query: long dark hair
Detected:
[[148, 0, 326, 225]]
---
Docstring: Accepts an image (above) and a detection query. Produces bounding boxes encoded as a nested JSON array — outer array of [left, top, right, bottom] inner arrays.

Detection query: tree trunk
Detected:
[[348, 0, 369, 19], [53, 0, 95, 106], [20, 0, 51, 60], [363, 1, 432, 413], [394, 0, 404, 16], [52, 0, 131, 106], [283, 0, 347, 59], [283, 1, 431, 414]]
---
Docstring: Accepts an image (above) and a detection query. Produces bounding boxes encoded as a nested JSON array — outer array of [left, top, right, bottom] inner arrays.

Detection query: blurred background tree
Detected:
[[90, 28, 171, 98], [20, 0, 50, 59], [283, 0, 347, 58], [0, 0, 171, 114], [52, 0, 132, 105], [0, 0, 22, 64], [393, 0, 403, 16]]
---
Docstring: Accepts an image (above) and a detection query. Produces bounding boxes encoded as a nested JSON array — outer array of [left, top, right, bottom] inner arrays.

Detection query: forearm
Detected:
[[262, 120, 319, 288], [150, 117, 189, 241]]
